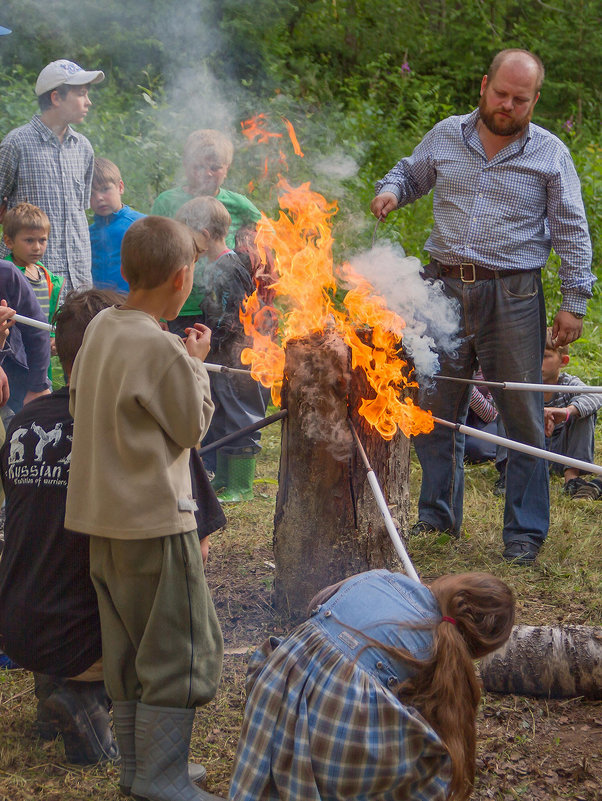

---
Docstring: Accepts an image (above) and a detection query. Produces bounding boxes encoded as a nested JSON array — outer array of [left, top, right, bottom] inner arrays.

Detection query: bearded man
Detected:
[[371, 49, 594, 564]]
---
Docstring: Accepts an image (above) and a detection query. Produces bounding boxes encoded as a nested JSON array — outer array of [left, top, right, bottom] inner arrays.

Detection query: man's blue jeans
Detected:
[[413, 265, 549, 548]]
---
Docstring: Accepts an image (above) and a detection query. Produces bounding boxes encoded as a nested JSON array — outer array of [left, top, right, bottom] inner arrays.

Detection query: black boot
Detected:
[[33, 672, 62, 740], [45, 680, 119, 765]]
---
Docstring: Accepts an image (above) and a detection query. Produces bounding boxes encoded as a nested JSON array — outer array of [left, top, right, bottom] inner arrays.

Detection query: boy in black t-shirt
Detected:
[[0, 289, 122, 764]]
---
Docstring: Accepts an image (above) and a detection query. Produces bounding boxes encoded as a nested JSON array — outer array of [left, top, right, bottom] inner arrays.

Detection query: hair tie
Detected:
[[441, 616, 457, 625]]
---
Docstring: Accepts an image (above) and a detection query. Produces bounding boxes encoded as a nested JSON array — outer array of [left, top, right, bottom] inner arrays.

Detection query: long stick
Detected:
[[433, 374, 602, 395], [12, 313, 53, 333], [433, 416, 602, 476], [348, 419, 421, 584], [198, 409, 288, 456], [204, 363, 257, 377]]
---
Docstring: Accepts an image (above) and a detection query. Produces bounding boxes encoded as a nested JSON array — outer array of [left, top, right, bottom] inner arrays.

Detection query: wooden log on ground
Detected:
[[480, 624, 602, 699], [272, 330, 411, 620]]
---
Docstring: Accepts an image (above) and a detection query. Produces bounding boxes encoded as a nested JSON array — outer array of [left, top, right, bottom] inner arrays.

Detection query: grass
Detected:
[[1, 381, 601, 799]]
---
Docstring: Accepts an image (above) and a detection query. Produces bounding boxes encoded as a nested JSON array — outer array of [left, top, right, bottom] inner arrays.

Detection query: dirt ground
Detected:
[[204, 535, 602, 801]]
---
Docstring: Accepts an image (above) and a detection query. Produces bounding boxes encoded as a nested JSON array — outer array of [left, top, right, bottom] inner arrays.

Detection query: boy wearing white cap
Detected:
[[0, 60, 104, 291]]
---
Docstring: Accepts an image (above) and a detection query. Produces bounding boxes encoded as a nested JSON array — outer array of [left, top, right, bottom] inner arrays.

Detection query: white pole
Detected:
[[433, 375, 602, 395], [433, 417, 602, 477], [348, 419, 422, 584], [203, 363, 256, 376], [12, 313, 53, 333]]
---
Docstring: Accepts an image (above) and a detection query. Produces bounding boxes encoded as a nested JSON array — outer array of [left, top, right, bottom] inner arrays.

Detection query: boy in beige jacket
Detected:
[[65, 216, 223, 801]]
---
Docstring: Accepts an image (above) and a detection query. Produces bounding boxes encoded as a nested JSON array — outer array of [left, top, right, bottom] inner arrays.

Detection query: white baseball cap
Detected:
[[35, 59, 105, 96]]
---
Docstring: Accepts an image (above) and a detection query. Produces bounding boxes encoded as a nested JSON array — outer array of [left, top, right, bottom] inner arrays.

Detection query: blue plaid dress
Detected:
[[229, 570, 450, 801]]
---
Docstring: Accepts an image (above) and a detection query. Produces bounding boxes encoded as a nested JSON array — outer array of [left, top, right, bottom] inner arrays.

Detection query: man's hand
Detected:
[[370, 192, 398, 220], [551, 310, 583, 347], [23, 389, 51, 406], [544, 405, 577, 436], [0, 366, 9, 407], [184, 323, 212, 362]]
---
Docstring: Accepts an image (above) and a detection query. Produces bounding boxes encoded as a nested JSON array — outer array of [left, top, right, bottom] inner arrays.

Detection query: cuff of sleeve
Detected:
[[559, 291, 588, 317], [376, 184, 401, 201]]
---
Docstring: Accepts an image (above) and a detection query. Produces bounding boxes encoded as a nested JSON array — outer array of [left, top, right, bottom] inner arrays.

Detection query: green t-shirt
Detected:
[[151, 186, 261, 316]]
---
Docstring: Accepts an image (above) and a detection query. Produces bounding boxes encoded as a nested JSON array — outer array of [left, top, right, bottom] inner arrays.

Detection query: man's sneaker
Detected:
[[572, 478, 602, 500], [503, 541, 540, 565], [493, 473, 506, 497], [562, 476, 589, 497], [410, 521, 459, 539]]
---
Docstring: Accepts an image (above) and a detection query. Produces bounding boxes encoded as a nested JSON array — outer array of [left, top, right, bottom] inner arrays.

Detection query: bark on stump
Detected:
[[273, 331, 411, 621], [480, 625, 602, 700]]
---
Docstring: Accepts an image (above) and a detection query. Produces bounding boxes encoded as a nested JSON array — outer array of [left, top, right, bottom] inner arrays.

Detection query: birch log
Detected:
[[480, 625, 602, 699]]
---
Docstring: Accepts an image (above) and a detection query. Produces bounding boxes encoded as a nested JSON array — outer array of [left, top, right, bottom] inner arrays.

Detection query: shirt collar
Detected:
[[30, 114, 79, 145], [94, 205, 128, 226], [462, 107, 533, 153]]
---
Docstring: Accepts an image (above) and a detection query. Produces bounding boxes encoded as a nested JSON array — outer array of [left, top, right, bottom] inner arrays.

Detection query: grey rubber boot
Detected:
[[115, 702, 207, 797], [130, 704, 222, 801], [113, 700, 138, 795]]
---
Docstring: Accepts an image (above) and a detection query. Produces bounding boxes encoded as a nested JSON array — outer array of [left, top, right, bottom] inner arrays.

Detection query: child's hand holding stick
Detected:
[[184, 323, 212, 362]]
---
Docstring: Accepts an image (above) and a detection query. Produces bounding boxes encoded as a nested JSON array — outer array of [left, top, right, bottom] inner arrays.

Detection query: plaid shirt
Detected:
[[0, 115, 94, 291], [229, 571, 450, 801], [546, 372, 602, 419], [376, 109, 594, 315]]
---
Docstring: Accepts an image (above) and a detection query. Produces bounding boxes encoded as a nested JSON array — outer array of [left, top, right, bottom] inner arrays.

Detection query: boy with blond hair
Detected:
[[152, 129, 261, 337], [89, 157, 145, 292], [65, 216, 223, 801], [176, 196, 265, 503], [542, 328, 602, 499]]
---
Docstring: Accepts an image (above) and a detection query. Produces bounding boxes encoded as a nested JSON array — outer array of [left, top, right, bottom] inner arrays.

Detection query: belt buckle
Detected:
[[460, 263, 476, 283]]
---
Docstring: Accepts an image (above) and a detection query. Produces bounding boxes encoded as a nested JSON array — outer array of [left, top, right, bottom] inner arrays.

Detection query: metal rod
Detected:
[[433, 416, 602, 476], [433, 374, 602, 395], [12, 313, 53, 333], [204, 362, 258, 377], [198, 409, 288, 456], [348, 418, 421, 584], [371, 218, 380, 248]]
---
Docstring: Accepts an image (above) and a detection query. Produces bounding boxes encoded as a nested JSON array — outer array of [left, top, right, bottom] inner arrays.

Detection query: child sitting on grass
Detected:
[[176, 196, 266, 503], [89, 157, 145, 292], [65, 216, 224, 801], [542, 328, 602, 499], [3, 203, 64, 389]]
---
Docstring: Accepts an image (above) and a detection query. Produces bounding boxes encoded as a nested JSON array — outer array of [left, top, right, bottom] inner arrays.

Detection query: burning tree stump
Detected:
[[273, 330, 411, 620]]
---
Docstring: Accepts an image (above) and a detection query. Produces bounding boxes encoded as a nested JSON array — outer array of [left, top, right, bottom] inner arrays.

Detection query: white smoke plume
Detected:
[[345, 242, 461, 378]]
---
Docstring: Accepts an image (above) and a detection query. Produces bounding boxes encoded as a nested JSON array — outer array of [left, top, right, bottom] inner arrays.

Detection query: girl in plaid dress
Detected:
[[229, 569, 514, 801]]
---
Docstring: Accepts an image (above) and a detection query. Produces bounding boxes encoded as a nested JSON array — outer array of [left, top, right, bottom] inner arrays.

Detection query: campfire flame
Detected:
[[239, 119, 433, 440]]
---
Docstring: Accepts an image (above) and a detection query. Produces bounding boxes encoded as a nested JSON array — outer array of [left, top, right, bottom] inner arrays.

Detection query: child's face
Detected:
[[184, 153, 229, 197], [542, 348, 566, 383], [53, 85, 92, 126], [4, 227, 49, 269], [91, 179, 125, 216]]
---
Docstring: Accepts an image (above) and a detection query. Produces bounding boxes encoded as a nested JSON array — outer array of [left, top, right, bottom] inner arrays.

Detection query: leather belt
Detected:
[[432, 260, 530, 283]]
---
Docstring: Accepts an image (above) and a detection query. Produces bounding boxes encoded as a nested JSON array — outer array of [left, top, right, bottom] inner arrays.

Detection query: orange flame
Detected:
[[281, 116, 304, 157], [240, 178, 433, 439]]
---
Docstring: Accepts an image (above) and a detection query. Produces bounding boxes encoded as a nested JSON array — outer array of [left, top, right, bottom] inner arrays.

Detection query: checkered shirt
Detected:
[[546, 372, 602, 419], [376, 109, 594, 315], [229, 622, 450, 801], [0, 115, 94, 291]]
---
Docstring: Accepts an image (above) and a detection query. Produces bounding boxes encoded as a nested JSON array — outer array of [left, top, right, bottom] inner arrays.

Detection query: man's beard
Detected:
[[479, 95, 531, 137]]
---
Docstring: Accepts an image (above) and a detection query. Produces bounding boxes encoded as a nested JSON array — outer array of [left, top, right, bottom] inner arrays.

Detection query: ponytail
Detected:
[[390, 573, 515, 800]]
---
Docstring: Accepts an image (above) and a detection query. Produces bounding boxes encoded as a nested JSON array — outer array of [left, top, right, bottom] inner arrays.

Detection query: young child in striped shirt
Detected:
[[3, 203, 64, 387]]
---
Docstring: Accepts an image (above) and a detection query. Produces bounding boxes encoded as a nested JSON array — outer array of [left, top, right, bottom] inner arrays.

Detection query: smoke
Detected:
[[314, 151, 359, 182], [346, 242, 461, 378], [287, 331, 353, 461]]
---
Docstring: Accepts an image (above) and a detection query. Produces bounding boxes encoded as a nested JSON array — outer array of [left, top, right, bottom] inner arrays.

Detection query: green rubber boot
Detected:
[[218, 455, 256, 503], [209, 451, 228, 492]]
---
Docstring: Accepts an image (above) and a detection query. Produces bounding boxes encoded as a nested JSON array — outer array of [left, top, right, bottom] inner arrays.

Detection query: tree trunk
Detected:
[[480, 625, 602, 700], [272, 331, 411, 621]]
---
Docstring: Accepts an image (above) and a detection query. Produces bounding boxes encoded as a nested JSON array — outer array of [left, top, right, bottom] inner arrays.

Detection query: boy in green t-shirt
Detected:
[[152, 129, 261, 337]]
